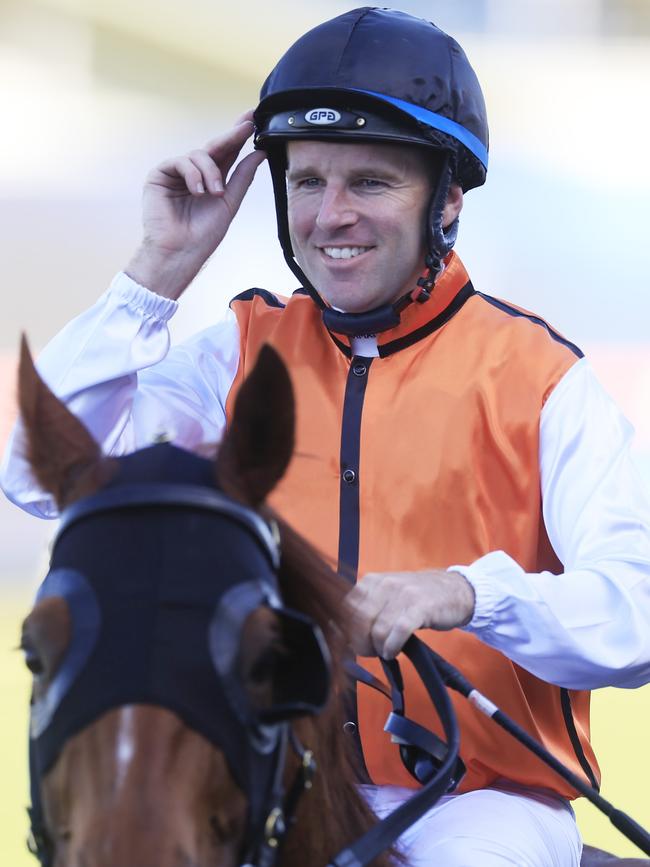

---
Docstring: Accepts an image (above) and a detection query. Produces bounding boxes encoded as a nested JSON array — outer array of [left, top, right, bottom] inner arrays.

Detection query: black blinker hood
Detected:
[[29, 444, 331, 842]]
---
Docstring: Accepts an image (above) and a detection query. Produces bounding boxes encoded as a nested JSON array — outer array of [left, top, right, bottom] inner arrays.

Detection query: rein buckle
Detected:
[[264, 807, 286, 848]]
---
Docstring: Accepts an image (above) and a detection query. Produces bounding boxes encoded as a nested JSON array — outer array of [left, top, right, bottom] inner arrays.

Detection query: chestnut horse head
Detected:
[[18, 339, 392, 867]]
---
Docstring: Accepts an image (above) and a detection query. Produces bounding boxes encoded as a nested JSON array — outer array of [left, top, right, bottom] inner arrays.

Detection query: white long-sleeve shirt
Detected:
[[3, 272, 650, 691]]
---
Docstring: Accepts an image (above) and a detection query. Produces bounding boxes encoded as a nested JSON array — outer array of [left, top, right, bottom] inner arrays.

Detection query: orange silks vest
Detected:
[[226, 253, 599, 797]]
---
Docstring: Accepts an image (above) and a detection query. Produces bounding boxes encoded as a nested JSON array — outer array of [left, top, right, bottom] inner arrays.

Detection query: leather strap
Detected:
[[328, 637, 462, 866]]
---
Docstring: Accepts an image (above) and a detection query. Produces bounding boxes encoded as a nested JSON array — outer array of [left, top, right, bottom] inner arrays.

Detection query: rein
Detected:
[[428, 647, 650, 858], [328, 638, 462, 867], [345, 637, 650, 862]]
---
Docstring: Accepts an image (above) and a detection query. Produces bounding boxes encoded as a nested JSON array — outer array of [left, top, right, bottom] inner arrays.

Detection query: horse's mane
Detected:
[[272, 513, 395, 867]]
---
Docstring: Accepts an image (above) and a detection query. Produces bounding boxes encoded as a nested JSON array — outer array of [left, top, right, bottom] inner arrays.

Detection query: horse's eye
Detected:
[[21, 639, 45, 676], [248, 648, 280, 684]]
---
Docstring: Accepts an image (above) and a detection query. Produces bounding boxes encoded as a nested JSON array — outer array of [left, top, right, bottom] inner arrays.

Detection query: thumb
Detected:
[[223, 149, 267, 215]]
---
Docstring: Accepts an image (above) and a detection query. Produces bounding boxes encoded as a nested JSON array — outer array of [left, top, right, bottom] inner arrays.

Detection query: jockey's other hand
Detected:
[[346, 569, 475, 659]]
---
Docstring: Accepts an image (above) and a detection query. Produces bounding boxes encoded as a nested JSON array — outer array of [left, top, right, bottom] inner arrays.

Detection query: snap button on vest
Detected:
[[342, 469, 356, 484], [343, 721, 357, 734], [352, 363, 367, 377]]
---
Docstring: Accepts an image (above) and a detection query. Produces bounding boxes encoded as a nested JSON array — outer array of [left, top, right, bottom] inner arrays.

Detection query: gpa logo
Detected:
[[305, 108, 341, 125]]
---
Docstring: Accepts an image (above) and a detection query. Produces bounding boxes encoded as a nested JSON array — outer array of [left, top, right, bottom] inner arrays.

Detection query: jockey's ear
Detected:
[[18, 335, 109, 509], [216, 344, 294, 508]]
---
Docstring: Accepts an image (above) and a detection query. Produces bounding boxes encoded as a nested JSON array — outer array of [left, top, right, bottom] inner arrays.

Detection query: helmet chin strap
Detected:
[[419, 152, 459, 298], [269, 151, 458, 338]]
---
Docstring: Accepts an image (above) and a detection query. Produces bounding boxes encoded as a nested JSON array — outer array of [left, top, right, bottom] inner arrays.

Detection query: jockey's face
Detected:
[[286, 140, 462, 314]]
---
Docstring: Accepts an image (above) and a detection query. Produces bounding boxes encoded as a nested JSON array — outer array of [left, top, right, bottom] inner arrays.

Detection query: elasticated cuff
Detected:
[[448, 562, 496, 633], [108, 272, 178, 322]]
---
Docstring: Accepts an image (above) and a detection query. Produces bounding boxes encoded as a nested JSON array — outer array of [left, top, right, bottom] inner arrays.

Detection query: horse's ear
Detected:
[[18, 335, 107, 508], [216, 344, 294, 508]]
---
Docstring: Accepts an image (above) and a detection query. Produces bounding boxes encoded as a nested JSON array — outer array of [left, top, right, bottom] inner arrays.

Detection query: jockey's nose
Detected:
[[315, 185, 359, 233]]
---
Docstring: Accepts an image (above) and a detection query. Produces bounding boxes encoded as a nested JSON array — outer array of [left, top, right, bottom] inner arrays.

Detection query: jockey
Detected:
[[3, 8, 650, 866]]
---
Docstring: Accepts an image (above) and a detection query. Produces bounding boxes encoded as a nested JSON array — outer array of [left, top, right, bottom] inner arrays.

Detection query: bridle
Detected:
[[27, 481, 331, 867]]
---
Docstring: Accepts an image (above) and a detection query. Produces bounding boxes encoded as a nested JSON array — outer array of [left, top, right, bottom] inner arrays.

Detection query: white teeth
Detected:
[[322, 246, 370, 260]]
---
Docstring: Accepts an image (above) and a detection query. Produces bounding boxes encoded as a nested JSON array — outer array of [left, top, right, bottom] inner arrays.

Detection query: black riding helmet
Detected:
[[254, 7, 489, 336]]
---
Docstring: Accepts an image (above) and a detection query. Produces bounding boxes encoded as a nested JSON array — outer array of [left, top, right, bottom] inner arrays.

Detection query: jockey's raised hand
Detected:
[[126, 112, 266, 301]]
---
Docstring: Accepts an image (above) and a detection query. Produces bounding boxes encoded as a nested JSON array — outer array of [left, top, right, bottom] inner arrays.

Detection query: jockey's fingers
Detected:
[[186, 149, 226, 195], [376, 608, 422, 659], [222, 150, 267, 215], [218, 141, 255, 188], [203, 119, 256, 164], [218, 113, 263, 182], [234, 108, 255, 126], [347, 573, 380, 605], [380, 620, 413, 660], [149, 155, 209, 195]]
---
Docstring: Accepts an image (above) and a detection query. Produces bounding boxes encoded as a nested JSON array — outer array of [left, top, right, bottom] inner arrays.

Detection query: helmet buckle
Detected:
[[412, 275, 433, 303]]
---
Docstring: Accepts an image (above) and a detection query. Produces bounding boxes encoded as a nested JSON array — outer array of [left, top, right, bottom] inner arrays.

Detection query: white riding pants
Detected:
[[362, 781, 583, 866]]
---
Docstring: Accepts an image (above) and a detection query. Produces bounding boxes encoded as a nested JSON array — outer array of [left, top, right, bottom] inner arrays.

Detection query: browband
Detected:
[[56, 483, 280, 570]]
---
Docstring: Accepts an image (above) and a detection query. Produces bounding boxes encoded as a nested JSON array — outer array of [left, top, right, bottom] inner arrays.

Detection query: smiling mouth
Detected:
[[320, 246, 373, 260]]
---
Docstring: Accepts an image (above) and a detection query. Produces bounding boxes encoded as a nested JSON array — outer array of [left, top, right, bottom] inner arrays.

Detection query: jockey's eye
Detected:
[[356, 177, 386, 189]]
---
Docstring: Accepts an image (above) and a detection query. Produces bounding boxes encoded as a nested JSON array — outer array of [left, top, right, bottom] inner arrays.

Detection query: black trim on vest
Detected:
[[324, 282, 475, 359], [477, 293, 584, 359], [377, 281, 476, 357], [229, 288, 286, 309], [329, 331, 352, 358], [338, 356, 374, 783], [560, 688, 600, 790], [338, 357, 373, 576]]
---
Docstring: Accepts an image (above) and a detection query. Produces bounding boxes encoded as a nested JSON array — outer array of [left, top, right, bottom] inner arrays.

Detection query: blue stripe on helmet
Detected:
[[355, 89, 488, 169]]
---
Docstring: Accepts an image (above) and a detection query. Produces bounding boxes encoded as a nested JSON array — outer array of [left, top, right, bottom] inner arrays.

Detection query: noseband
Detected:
[[27, 480, 331, 867]]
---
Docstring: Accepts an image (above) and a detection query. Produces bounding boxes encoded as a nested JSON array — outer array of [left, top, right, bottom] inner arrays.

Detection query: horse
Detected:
[[16, 337, 650, 867], [17, 337, 393, 867]]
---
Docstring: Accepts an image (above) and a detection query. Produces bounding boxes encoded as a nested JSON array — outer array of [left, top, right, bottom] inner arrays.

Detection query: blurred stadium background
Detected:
[[1, 0, 649, 861]]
